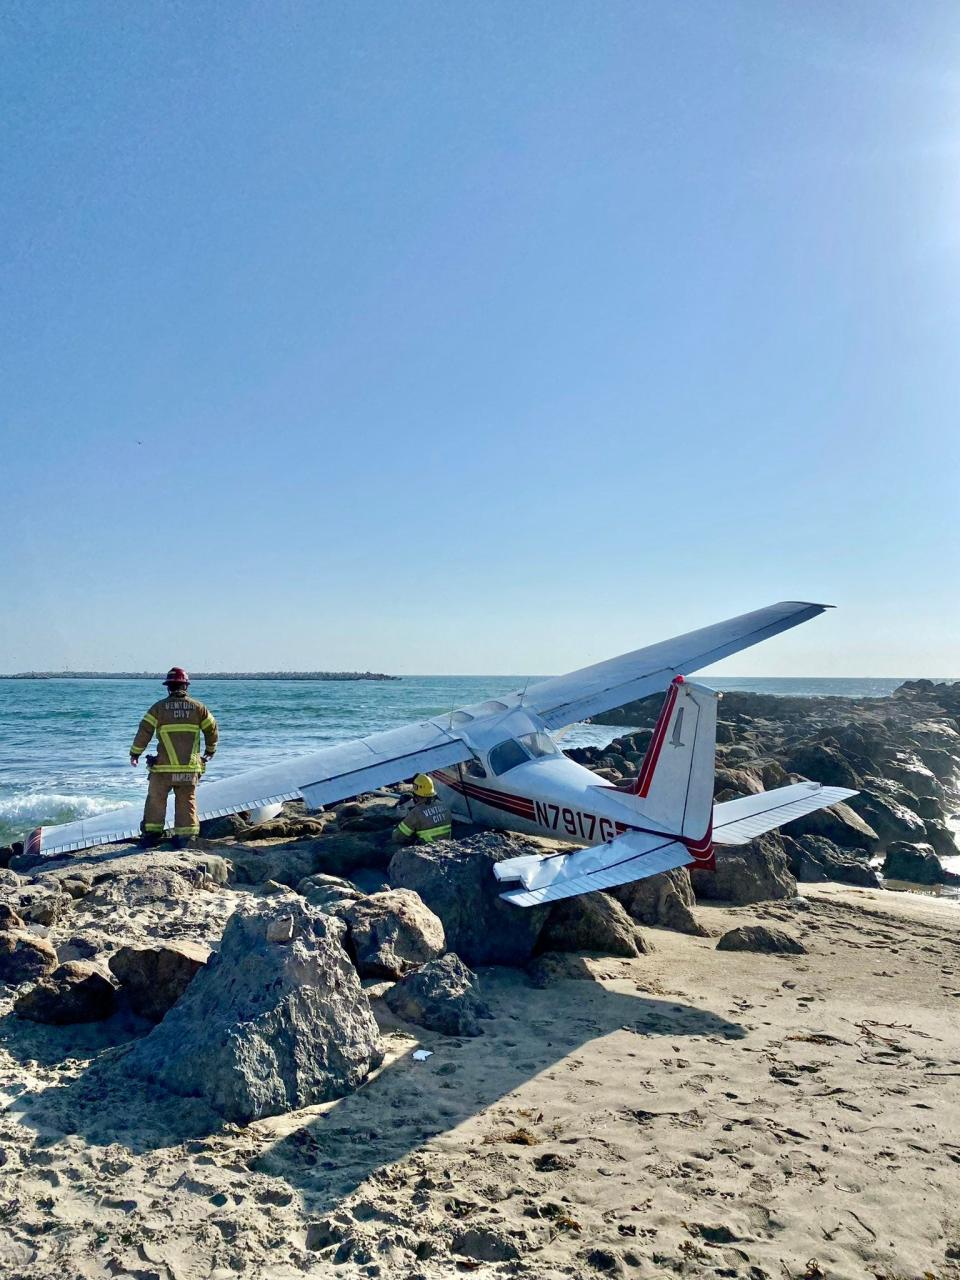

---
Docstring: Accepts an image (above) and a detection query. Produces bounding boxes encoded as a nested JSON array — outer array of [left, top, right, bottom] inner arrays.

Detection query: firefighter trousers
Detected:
[[142, 772, 199, 836]]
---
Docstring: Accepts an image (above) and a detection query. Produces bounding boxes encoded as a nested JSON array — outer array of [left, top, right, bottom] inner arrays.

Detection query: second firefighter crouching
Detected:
[[392, 773, 452, 844], [130, 666, 218, 848]]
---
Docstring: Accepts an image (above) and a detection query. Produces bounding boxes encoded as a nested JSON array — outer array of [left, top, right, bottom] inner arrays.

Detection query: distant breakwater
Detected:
[[2, 671, 401, 682]]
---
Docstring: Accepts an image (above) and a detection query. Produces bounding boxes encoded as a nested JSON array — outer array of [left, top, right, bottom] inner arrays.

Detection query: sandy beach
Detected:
[[0, 854, 957, 1280]]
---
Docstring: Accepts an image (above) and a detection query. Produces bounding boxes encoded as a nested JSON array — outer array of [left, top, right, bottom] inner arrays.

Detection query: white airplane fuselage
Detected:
[[427, 699, 678, 848], [434, 753, 649, 846]]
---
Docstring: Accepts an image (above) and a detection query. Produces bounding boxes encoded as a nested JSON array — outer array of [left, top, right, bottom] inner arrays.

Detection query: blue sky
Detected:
[[2, 2, 958, 676]]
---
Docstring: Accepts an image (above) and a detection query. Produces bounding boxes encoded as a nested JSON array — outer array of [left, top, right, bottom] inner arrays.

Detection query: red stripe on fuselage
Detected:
[[434, 767, 714, 868]]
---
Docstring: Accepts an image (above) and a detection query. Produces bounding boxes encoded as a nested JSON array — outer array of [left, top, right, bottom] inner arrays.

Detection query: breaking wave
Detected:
[[0, 792, 126, 843]]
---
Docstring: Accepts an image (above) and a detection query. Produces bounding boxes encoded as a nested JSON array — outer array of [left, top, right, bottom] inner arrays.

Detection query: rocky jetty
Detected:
[[581, 678, 960, 889]]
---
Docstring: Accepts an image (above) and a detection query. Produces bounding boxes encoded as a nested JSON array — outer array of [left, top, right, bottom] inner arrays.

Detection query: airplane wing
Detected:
[[494, 828, 694, 907], [26, 720, 473, 860], [712, 782, 858, 845], [523, 601, 830, 730]]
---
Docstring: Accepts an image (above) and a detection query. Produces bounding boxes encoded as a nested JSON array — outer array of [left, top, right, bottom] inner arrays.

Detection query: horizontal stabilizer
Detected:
[[499, 829, 692, 907], [712, 782, 858, 845]]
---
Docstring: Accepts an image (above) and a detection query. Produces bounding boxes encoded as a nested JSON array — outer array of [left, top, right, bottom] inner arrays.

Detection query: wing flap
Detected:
[[524, 602, 829, 729], [498, 829, 692, 907], [712, 782, 858, 845]]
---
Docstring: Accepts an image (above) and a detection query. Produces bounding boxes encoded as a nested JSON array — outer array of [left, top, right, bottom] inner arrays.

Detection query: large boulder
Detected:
[[882, 842, 945, 886], [690, 833, 796, 904], [15, 961, 116, 1024], [388, 834, 550, 966], [232, 812, 329, 842], [716, 926, 806, 955], [228, 841, 328, 888], [787, 799, 878, 852], [296, 873, 362, 911], [882, 752, 943, 800], [786, 742, 860, 789], [0, 931, 58, 985], [198, 813, 249, 840], [850, 791, 927, 846], [714, 767, 764, 798], [0, 903, 25, 930], [538, 892, 647, 958], [108, 941, 210, 1022], [313, 832, 394, 877], [612, 868, 706, 936], [384, 953, 490, 1036], [923, 819, 958, 860], [338, 889, 446, 979], [121, 902, 384, 1123], [781, 835, 882, 889]]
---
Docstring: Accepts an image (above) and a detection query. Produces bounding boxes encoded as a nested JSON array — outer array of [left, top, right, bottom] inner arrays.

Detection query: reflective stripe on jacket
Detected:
[[394, 797, 452, 843], [131, 696, 219, 774]]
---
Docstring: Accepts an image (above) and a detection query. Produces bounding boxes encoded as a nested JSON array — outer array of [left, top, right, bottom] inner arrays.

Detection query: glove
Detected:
[[130, 754, 139, 767]]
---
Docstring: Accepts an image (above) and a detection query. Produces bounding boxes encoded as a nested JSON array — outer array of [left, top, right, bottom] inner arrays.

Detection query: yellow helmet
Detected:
[[412, 773, 436, 798]]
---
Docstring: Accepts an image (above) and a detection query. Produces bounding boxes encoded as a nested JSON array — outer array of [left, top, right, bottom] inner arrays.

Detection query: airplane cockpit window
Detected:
[[518, 731, 558, 758], [488, 738, 531, 776]]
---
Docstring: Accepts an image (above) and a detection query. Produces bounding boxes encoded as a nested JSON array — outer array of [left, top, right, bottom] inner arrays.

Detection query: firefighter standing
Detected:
[[392, 773, 452, 844], [130, 667, 218, 848]]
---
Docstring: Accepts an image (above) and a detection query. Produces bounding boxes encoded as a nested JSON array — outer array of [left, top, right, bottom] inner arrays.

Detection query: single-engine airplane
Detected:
[[25, 601, 857, 906]]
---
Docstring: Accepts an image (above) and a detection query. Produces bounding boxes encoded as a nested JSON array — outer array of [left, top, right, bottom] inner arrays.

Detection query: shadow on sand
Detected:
[[7, 967, 744, 1216]]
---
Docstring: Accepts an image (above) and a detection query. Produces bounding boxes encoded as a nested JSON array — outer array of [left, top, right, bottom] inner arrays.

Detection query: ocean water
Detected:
[[0, 674, 929, 846]]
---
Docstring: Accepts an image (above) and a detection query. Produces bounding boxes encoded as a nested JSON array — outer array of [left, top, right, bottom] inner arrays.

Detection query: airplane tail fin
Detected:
[[606, 676, 718, 869]]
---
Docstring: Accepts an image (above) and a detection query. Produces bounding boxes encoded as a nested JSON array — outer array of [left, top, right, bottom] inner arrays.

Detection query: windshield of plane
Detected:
[[487, 738, 531, 776], [518, 731, 559, 758]]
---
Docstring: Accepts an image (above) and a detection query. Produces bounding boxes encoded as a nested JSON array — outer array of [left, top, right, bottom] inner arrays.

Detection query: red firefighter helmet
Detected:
[[164, 666, 190, 687]]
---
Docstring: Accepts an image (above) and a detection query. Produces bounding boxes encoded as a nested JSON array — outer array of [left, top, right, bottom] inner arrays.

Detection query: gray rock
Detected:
[[312, 831, 394, 875], [538, 892, 648, 958], [716, 925, 806, 955], [198, 813, 249, 840], [388, 833, 550, 966], [851, 791, 927, 845], [60, 878, 91, 900], [782, 835, 883, 889], [923, 819, 958, 859], [121, 902, 383, 1122], [236, 814, 329, 841], [612, 868, 706, 936], [296, 873, 362, 910], [787, 742, 860, 789], [527, 952, 598, 987], [228, 842, 328, 887], [691, 833, 796, 904], [882, 842, 945, 885], [0, 931, 58, 984], [15, 961, 116, 1024], [788, 800, 879, 851], [0, 903, 25, 930], [15, 892, 66, 927], [384, 952, 490, 1036], [109, 941, 210, 1022], [348, 866, 391, 895], [714, 767, 764, 797], [339, 889, 445, 979], [0, 868, 21, 888]]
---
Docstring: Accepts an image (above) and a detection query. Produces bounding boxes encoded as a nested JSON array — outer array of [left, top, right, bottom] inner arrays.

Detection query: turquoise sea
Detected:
[[0, 674, 927, 846]]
